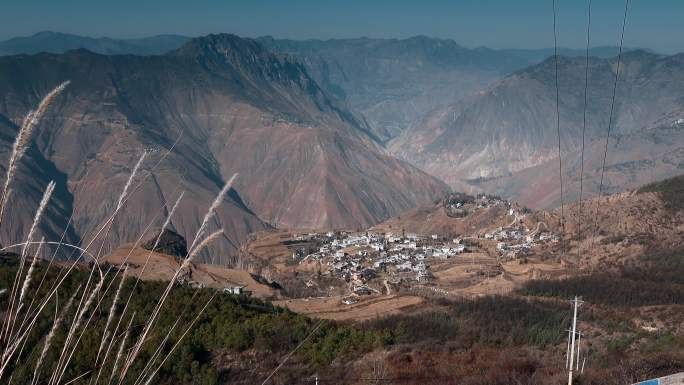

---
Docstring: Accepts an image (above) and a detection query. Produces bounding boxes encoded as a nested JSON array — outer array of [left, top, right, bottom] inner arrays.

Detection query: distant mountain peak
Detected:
[[171, 33, 321, 97], [172, 33, 267, 59]]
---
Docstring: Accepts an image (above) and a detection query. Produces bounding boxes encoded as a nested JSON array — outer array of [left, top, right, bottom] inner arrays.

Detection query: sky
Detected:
[[1, 0, 683, 54]]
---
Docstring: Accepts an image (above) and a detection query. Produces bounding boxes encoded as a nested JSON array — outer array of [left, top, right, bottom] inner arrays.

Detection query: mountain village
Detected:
[[285, 194, 561, 302]]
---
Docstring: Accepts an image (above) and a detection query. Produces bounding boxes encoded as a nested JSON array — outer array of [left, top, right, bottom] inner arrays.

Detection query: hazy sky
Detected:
[[2, 0, 682, 53]]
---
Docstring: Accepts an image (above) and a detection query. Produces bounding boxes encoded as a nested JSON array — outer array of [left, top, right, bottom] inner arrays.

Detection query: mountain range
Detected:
[[389, 50, 684, 207], [0, 33, 448, 263], [1, 31, 682, 263], [257, 36, 636, 143], [1, 32, 638, 143]]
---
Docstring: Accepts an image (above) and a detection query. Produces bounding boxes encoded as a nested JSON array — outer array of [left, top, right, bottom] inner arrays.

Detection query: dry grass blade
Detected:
[[138, 292, 218, 385], [95, 151, 148, 263], [109, 313, 135, 385], [21, 181, 56, 258], [0, 277, 77, 380], [134, 192, 184, 271], [62, 370, 92, 385], [7, 239, 45, 364], [31, 287, 80, 385], [97, 266, 128, 361], [118, 178, 231, 381], [0, 80, 226, 384]]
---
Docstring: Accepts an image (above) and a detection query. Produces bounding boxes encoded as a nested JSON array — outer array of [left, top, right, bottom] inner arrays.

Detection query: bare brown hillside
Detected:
[[0, 34, 448, 263]]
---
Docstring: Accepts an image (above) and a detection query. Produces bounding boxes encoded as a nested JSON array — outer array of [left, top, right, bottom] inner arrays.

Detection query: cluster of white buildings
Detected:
[[474, 193, 508, 209], [485, 223, 559, 260], [292, 230, 467, 287]]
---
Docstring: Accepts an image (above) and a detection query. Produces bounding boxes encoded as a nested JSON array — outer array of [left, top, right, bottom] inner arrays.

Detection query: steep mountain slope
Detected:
[[0, 34, 448, 262], [258, 36, 636, 142], [473, 122, 684, 208], [390, 51, 684, 204], [0, 116, 81, 250], [0, 79, 271, 264], [0, 31, 191, 56]]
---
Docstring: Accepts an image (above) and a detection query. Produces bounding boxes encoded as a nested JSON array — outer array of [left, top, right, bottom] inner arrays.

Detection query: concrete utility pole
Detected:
[[567, 296, 583, 385]]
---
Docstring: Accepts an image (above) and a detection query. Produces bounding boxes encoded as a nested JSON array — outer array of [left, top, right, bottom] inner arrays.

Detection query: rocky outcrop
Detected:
[[142, 228, 188, 259]]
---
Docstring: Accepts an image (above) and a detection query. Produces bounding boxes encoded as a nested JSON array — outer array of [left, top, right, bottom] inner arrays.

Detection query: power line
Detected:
[[577, 0, 592, 263], [552, 0, 566, 260], [592, 0, 630, 239]]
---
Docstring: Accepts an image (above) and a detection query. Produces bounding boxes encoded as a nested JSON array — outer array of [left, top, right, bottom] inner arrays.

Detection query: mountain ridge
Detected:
[[1, 32, 647, 144], [0, 33, 448, 263], [389, 50, 684, 206]]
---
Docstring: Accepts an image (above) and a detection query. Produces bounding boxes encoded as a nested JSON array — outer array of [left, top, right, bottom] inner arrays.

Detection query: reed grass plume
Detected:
[[119, 228, 224, 382], [18, 237, 44, 309], [185, 229, 224, 267], [0, 81, 69, 224], [189, 173, 237, 251], [146, 192, 184, 256], [116, 152, 147, 211], [22, 181, 55, 258]]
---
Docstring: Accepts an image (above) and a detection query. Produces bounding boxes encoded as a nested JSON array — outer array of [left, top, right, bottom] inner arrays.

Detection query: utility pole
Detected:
[[567, 296, 583, 385]]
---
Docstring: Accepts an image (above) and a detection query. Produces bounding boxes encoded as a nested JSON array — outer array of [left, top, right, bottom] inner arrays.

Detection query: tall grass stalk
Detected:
[[94, 151, 147, 263], [132, 288, 201, 384], [96, 266, 127, 361], [108, 313, 134, 385], [118, 228, 224, 383], [49, 273, 104, 385], [2, 181, 55, 348], [116, 152, 146, 211], [90, 190, 185, 385]]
